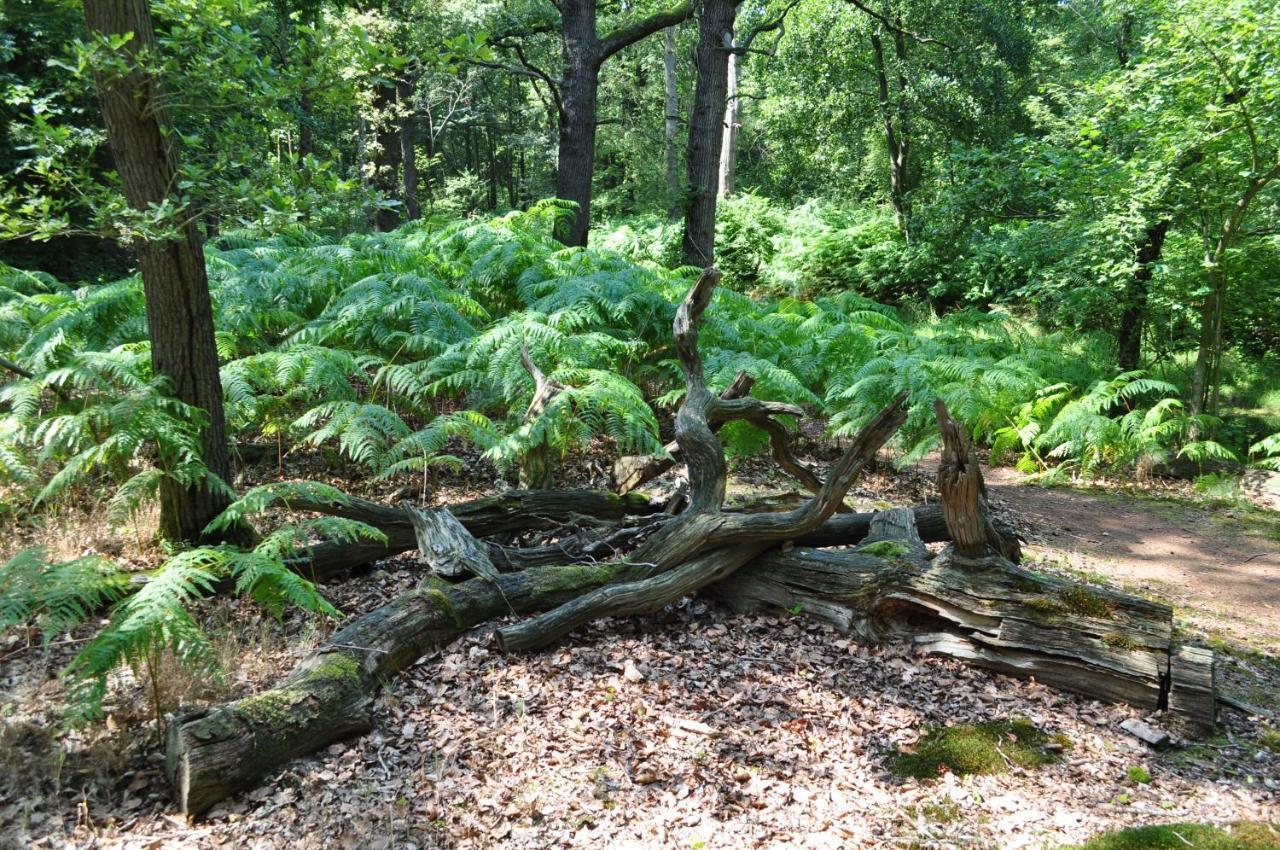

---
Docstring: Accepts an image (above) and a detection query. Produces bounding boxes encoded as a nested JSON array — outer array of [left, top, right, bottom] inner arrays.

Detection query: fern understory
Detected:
[[0, 199, 1270, 722]]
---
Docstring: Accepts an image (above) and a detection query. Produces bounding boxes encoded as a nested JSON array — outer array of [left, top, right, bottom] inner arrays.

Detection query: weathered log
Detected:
[[290, 489, 657, 582], [169, 269, 1214, 821], [166, 559, 651, 817], [712, 508, 1216, 731], [614, 370, 755, 494], [492, 392, 907, 651]]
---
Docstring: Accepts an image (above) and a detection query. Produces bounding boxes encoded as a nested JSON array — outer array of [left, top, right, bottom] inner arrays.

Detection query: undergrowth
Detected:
[[0, 200, 1261, 721]]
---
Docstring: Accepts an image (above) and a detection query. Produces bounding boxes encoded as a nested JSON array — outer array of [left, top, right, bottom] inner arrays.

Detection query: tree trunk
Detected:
[[717, 48, 741, 198], [373, 81, 401, 232], [680, 0, 738, 266], [298, 92, 313, 158], [664, 26, 681, 217], [83, 0, 235, 543], [398, 75, 420, 221], [870, 29, 911, 240], [553, 0, 601, 246], [1188, 160, 1280, 419], [1117, 219, 1170, 371]]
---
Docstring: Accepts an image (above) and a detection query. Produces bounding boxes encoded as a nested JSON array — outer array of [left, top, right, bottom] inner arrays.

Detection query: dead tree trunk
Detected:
[[517, 347, 564, 490], [166, 270, 1215, 818]]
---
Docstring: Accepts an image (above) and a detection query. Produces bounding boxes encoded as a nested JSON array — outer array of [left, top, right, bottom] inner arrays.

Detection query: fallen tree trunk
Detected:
[[166, 269, 1214, 819], [711, 512, 1214, 729], [166, 560, 650, 817], [292, 489, 657, 582]]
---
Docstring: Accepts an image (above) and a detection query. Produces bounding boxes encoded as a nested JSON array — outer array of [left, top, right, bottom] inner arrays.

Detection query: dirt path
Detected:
[[982, 467, 1280, 647]]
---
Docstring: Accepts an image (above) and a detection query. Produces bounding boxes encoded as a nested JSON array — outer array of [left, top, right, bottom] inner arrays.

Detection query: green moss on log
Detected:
[[1101, 631, 1142, 650], [860, 540, 911, 559], [1058, 585, 1115, 618]]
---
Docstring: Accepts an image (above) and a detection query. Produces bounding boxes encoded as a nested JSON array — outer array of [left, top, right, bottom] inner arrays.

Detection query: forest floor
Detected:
[[2, 448, 1279, 849]]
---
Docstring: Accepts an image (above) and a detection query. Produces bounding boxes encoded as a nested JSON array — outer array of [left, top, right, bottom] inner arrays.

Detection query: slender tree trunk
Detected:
[[298, 93, 313, 158], [373, 82, 402, 232], [680, 0, 738, 266], [1188, 161, 1280, 419], [717, 48, 741, 198], [664, 26, 681, 217], [871, 30, 911, 240], [486, 127, 499, 209], [83, 0, 234, 543], [397, 76, 420, 221], [1116, 219, 1170, 371]]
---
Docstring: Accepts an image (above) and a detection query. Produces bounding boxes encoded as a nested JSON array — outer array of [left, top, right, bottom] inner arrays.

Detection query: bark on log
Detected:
[[711, 508, 1217, 731], [166, 559, 652, 817], [290, 489, 657, 582]]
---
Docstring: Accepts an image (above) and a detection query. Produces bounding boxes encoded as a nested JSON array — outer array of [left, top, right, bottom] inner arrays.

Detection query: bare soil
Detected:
[[983, 466, 1280, 649]]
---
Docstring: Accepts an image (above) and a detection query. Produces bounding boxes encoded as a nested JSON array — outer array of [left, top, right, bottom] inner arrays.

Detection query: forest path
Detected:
[[982, 466, 1280, 649]]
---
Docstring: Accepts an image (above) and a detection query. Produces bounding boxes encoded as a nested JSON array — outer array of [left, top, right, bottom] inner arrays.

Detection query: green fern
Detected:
[[0, 547, 131, 639]]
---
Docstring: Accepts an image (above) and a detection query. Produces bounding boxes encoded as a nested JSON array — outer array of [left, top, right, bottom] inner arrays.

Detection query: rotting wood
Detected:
[[404, 505, 498, 581], [710, 509, 1216, 731], [518, 345, 566, 490]]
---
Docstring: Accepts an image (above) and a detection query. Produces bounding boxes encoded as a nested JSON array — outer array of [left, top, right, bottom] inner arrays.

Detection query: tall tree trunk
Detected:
[[871, 29, 911, 240], [1116, 218, 1170, 371], [664, 26, 681, 217], [397, 76, 420, 221], [717, 48, 741, 198], [373, 81, 401, 232], [680, 0, 738, 266], [83, 0, 234, 543], [551, 0, 695, 245], [554, 14, 600, 246]]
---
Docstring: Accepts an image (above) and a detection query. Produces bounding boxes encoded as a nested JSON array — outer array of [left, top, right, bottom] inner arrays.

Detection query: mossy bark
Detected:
[[166, 559, 647, 817]]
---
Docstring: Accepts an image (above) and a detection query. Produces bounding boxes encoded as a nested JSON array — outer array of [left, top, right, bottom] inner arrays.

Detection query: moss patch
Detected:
[[889, 718, 1063, 780], [1058, 584, 1115, 618], [1060, 822, 1280, 850], [860, 540, 911, 559], [1260, 728, 1280, 754], [1101, 631, 1143, 650], [1025, 595, 1069, 615]]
